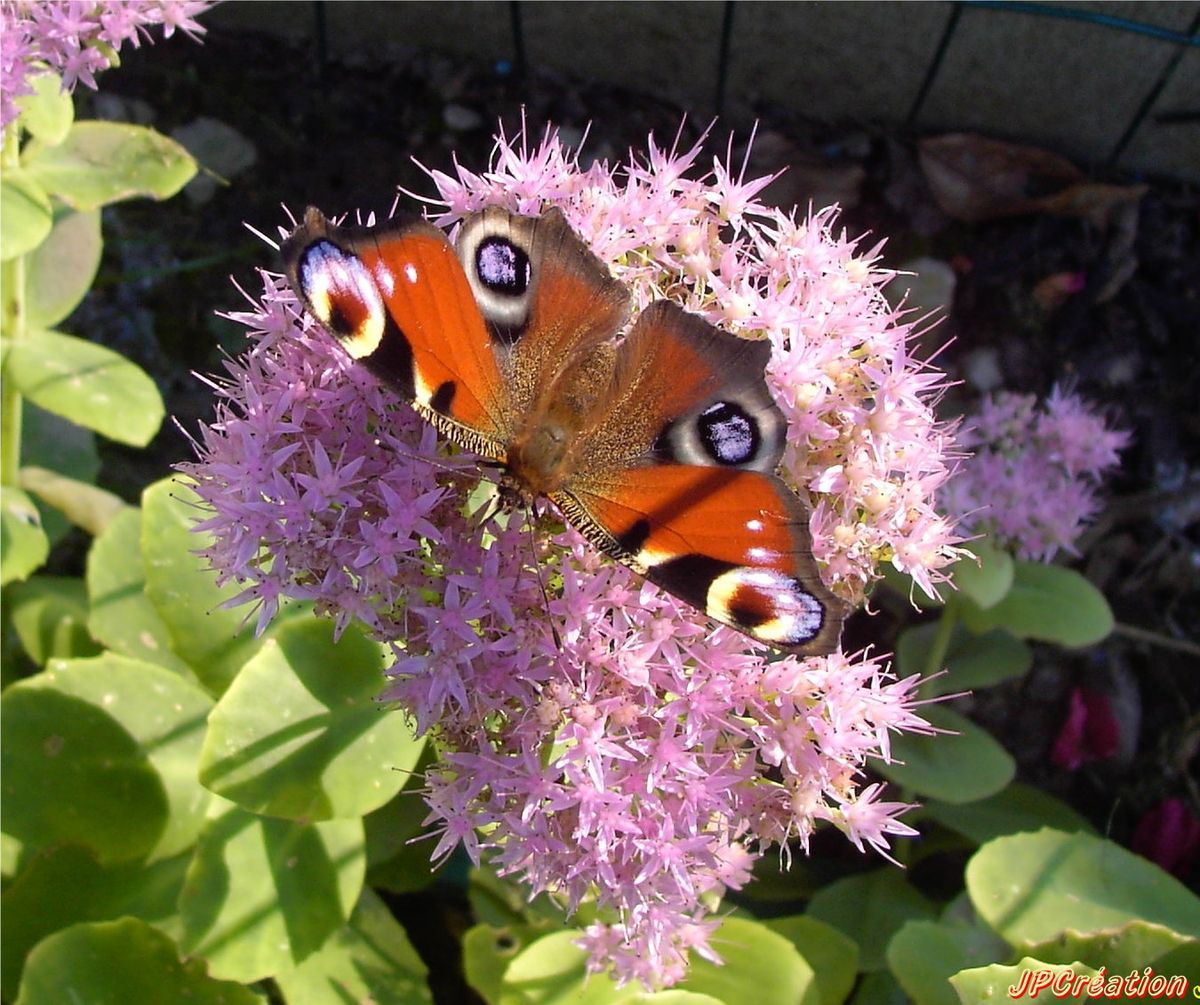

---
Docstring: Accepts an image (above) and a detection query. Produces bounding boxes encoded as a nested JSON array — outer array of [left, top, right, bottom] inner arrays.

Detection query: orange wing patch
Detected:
[[561, 465, 844, 653]]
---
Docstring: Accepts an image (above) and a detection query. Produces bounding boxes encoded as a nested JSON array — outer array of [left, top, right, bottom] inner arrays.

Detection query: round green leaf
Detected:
[[2, 655, 212, 864], [13, 69, 73, 146], [7, 575, 100, 665], [19, 400, 100, 546], [966, 829, 1200, 947], [23, 121, 197, 211], [366, 781, 439, 894], [24, 208, 102, 328], [1, 487, 49, 585], [806, 869, 937, 972], [872, 705, 1015, 804], [15, 917, 263, 1005], [763, 916, 859, 1005], [923, 782, 1094, 846], [274, 890, 431, 1005], [951, 540, 1014, 610], [141, 477, 267, 695], [949, 958, 1098, 1003], [898, 623, 1031, 696], [682, 916, 815, 1005], [179, 804, 365, 982], [495, 930, 633, 1004], [5, 329, 164, 446], [959, 561, 1114, 647], [200, 617, 422, 821], [887, 920, 1011, 1005], [1, 670, 167, 863], [0, 173, 52, 260], [1, 844, 191, 1001], [1026, 920, 1194, 973], [463, 924, 546, 1004], [86, 506, 190, 675]]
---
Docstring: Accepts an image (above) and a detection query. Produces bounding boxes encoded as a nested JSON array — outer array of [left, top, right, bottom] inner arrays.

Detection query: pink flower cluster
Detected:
[[424, 126, 962, 602], [940, 387, 1129, 561], [1, 0, 211, 133], [186, 125, 953, 986]]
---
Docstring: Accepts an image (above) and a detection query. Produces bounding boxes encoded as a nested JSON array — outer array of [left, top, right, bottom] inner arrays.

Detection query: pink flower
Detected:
[[187, 124, 954, 987], [0, 1, 213, 135], [1132, 798, 1200, 880], [1050, 685, 1120, 771], [941, 388, 1129, 562]]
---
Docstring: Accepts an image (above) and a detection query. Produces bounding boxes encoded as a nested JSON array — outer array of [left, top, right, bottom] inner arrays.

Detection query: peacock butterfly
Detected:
[[282, 205, 846, 654]]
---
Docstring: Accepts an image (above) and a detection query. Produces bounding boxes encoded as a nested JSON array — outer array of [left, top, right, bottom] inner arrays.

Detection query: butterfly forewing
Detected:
[[283, 208, 510, 460]]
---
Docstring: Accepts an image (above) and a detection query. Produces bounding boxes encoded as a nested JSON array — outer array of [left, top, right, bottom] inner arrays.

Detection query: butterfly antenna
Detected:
[[524, 502, 562, 651]]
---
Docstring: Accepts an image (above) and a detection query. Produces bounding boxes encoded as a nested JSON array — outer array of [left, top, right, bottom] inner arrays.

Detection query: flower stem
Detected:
[[1, 122, 24, 486], [920, 602, 958, 698]]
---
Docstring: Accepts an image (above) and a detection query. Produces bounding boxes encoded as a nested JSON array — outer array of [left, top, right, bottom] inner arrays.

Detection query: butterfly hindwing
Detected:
[[282, 207, 509, 460], [558, 299, 846, 654]]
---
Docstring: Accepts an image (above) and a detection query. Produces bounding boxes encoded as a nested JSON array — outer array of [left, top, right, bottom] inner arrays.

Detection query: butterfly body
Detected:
[[283, 205, 846, 654]]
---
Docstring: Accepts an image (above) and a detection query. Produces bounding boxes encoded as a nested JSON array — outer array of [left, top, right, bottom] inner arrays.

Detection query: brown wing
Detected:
[[558, 300, 847, 655]]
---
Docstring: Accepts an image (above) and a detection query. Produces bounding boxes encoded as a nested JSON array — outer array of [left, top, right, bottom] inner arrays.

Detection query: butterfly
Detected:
[[282, 205, 846, 655]]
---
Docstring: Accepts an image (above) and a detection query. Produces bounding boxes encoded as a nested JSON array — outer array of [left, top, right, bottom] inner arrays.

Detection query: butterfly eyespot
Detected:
[[475, 237, 531, 296], [298, 241, 385, 358], [708, 567, 826, 646], [698, 401, 759, 466]]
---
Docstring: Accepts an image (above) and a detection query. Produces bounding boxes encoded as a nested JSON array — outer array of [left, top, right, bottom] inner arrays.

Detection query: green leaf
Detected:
[[1026, 920, 1194, 973], [5, 329, 164, 446], [959, 562, 1114, 647], [951, 540, 1014, 610], [13, 70, 73, 146], [15, 917, 264, 1005], [887, 920, 1011, 1005], [199, 618, 422, 820], [0, 487, 49, 585], [86, 506, 190, 675], [7, 575, 100, 665], [1, 844, 191, 1001], [923, 782, 1094, 846], [273, 890, 432, 1005], [23, 121, 197, 211], [682, 917, 816, 1005], [966, 829, 1200, 948], [179, 804, 365, 982], [19, 400, 100, 545], [24, 208, 102, 328], [491, 930, 634, 1004], [807, 869, 937, 972], [763, 916, 859, 1005], [463, 924, 546, 1004], [0, 173, 52, 261], [141, 477, 266, 695], [20, 465, 128, 535], [1, 655, 213, 864], [950, 958, 1098, 1003], [849, 970, 907, 1005], [872, 705, 1015, 804], [897, 623, 1031, 697], [366, 778, 439, 894]]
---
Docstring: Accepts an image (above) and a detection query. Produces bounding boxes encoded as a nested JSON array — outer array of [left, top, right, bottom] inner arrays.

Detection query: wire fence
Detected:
[[229, 1, 1200, 181]]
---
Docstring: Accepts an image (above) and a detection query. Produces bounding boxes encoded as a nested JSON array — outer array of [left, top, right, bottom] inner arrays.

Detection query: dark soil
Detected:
[[62, 17, 1200, 981]]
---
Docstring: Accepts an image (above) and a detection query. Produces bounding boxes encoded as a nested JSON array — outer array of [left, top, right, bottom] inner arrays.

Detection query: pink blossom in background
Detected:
[[1132, 798, 1200, 881], [185, 124, 959, 987], [0, 0, 211, 134], [940, 387, 1129, 562], [1050, 685, 1121, 771]]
